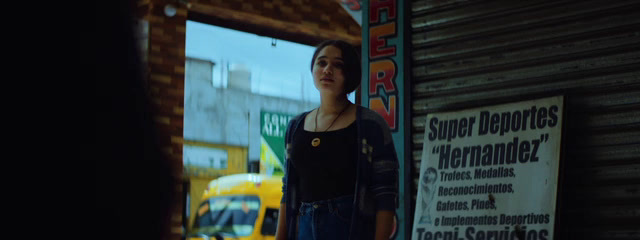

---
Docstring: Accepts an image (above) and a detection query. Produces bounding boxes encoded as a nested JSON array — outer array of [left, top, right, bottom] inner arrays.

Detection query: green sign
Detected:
[[260, 111, 295, 176]]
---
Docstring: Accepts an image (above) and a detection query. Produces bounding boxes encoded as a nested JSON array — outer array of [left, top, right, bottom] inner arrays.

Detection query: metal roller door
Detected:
[[409, 0, 640, 238]]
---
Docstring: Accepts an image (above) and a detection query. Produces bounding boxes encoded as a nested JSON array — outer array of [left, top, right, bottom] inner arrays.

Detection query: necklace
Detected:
[[311, 104, 350, 147]]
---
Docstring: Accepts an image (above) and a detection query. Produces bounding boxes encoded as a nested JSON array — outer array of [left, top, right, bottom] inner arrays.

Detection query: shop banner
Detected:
[[412, 96, 564, 240], [260, 111, 295, 176], [336, 0, 363, 26], [363, 0, 407, 238]]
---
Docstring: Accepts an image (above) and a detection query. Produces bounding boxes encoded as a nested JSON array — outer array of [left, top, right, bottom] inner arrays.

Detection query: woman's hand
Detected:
[[275, 203, 287, 240], [375, 210, 395, 240]]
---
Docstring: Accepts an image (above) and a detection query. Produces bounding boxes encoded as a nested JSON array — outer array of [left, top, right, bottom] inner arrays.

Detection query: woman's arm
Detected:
[[365, 110, 399, 240], [275, 203, 287, 240], [375, 210, 394, 240]]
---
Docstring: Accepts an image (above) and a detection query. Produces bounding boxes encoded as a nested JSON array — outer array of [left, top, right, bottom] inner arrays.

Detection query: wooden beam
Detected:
[[188, 3, 361, 46]]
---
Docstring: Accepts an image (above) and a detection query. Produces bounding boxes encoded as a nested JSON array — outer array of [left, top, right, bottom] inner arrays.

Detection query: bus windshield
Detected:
[[192, 195, 261, 237]]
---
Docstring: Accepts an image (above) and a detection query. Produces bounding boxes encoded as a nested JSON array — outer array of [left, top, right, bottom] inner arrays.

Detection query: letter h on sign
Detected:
[[369, 0, 396, 23], [369, 0, 397, 59]]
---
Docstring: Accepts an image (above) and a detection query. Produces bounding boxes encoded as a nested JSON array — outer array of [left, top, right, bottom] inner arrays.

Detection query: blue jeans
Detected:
[[297, 195, 354, 240]]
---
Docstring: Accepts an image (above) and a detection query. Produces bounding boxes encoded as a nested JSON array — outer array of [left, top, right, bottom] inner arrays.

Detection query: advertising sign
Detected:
[[362, 0, 408, 238], [336, 0, 363, 26], [260, 111, 295, 176], [412, 96, 564, 240]]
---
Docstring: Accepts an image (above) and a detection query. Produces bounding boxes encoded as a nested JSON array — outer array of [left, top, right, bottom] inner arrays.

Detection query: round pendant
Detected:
[[311, 138, 321, 147]]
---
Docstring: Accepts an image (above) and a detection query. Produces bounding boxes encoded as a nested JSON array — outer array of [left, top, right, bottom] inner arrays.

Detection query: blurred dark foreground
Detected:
[[95, 1, 177, 240]]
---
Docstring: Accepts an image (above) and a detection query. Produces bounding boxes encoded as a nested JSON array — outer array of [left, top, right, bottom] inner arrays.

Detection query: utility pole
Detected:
[[247, 111, 251, 173]]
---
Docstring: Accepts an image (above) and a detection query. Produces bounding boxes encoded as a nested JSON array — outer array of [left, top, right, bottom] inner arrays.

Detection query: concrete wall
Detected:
[[184, 57, 317, 163]]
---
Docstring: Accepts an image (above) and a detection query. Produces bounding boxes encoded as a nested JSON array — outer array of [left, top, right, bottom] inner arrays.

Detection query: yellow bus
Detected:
[[187, 173, 283, 240]]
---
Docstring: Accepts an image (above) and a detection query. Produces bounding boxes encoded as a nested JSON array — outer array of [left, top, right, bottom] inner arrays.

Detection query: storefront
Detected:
[[364, 0, 639, 239], [137, 0, 639, 239], [136, 0, 361, 238]]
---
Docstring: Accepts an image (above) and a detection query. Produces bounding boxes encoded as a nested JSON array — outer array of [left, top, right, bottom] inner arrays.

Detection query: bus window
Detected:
[[192, 196, 260, 237], [260, 208, 279, 236]]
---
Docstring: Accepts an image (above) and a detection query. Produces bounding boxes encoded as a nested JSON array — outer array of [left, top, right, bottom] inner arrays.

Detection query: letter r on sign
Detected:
[[369, 59, 396, 95]]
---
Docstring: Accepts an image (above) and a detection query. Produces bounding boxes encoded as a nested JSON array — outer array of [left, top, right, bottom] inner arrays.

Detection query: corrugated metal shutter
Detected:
[[409, 0, 640, 238]]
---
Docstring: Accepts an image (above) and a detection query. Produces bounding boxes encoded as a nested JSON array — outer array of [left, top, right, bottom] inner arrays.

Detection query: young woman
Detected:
[[275, 40, 399, 240]]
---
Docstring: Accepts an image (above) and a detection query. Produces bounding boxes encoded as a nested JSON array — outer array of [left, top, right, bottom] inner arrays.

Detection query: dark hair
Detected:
[[310, 40, 361, 94]]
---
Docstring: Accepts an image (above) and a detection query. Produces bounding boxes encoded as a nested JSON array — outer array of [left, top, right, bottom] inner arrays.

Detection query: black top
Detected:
[[291, 121, 358, 202]]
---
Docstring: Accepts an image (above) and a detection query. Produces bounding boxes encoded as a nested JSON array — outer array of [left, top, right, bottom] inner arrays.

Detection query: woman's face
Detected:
[[312, 45, 346, 95]]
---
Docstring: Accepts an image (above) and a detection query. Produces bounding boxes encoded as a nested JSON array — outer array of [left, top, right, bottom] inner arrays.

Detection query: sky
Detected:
[[186, 20, 353, 104]]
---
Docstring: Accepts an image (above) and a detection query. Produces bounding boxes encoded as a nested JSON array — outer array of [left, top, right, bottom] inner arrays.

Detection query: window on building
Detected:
[[183, 144, 229, 169], [219, 158, 228, 169]]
